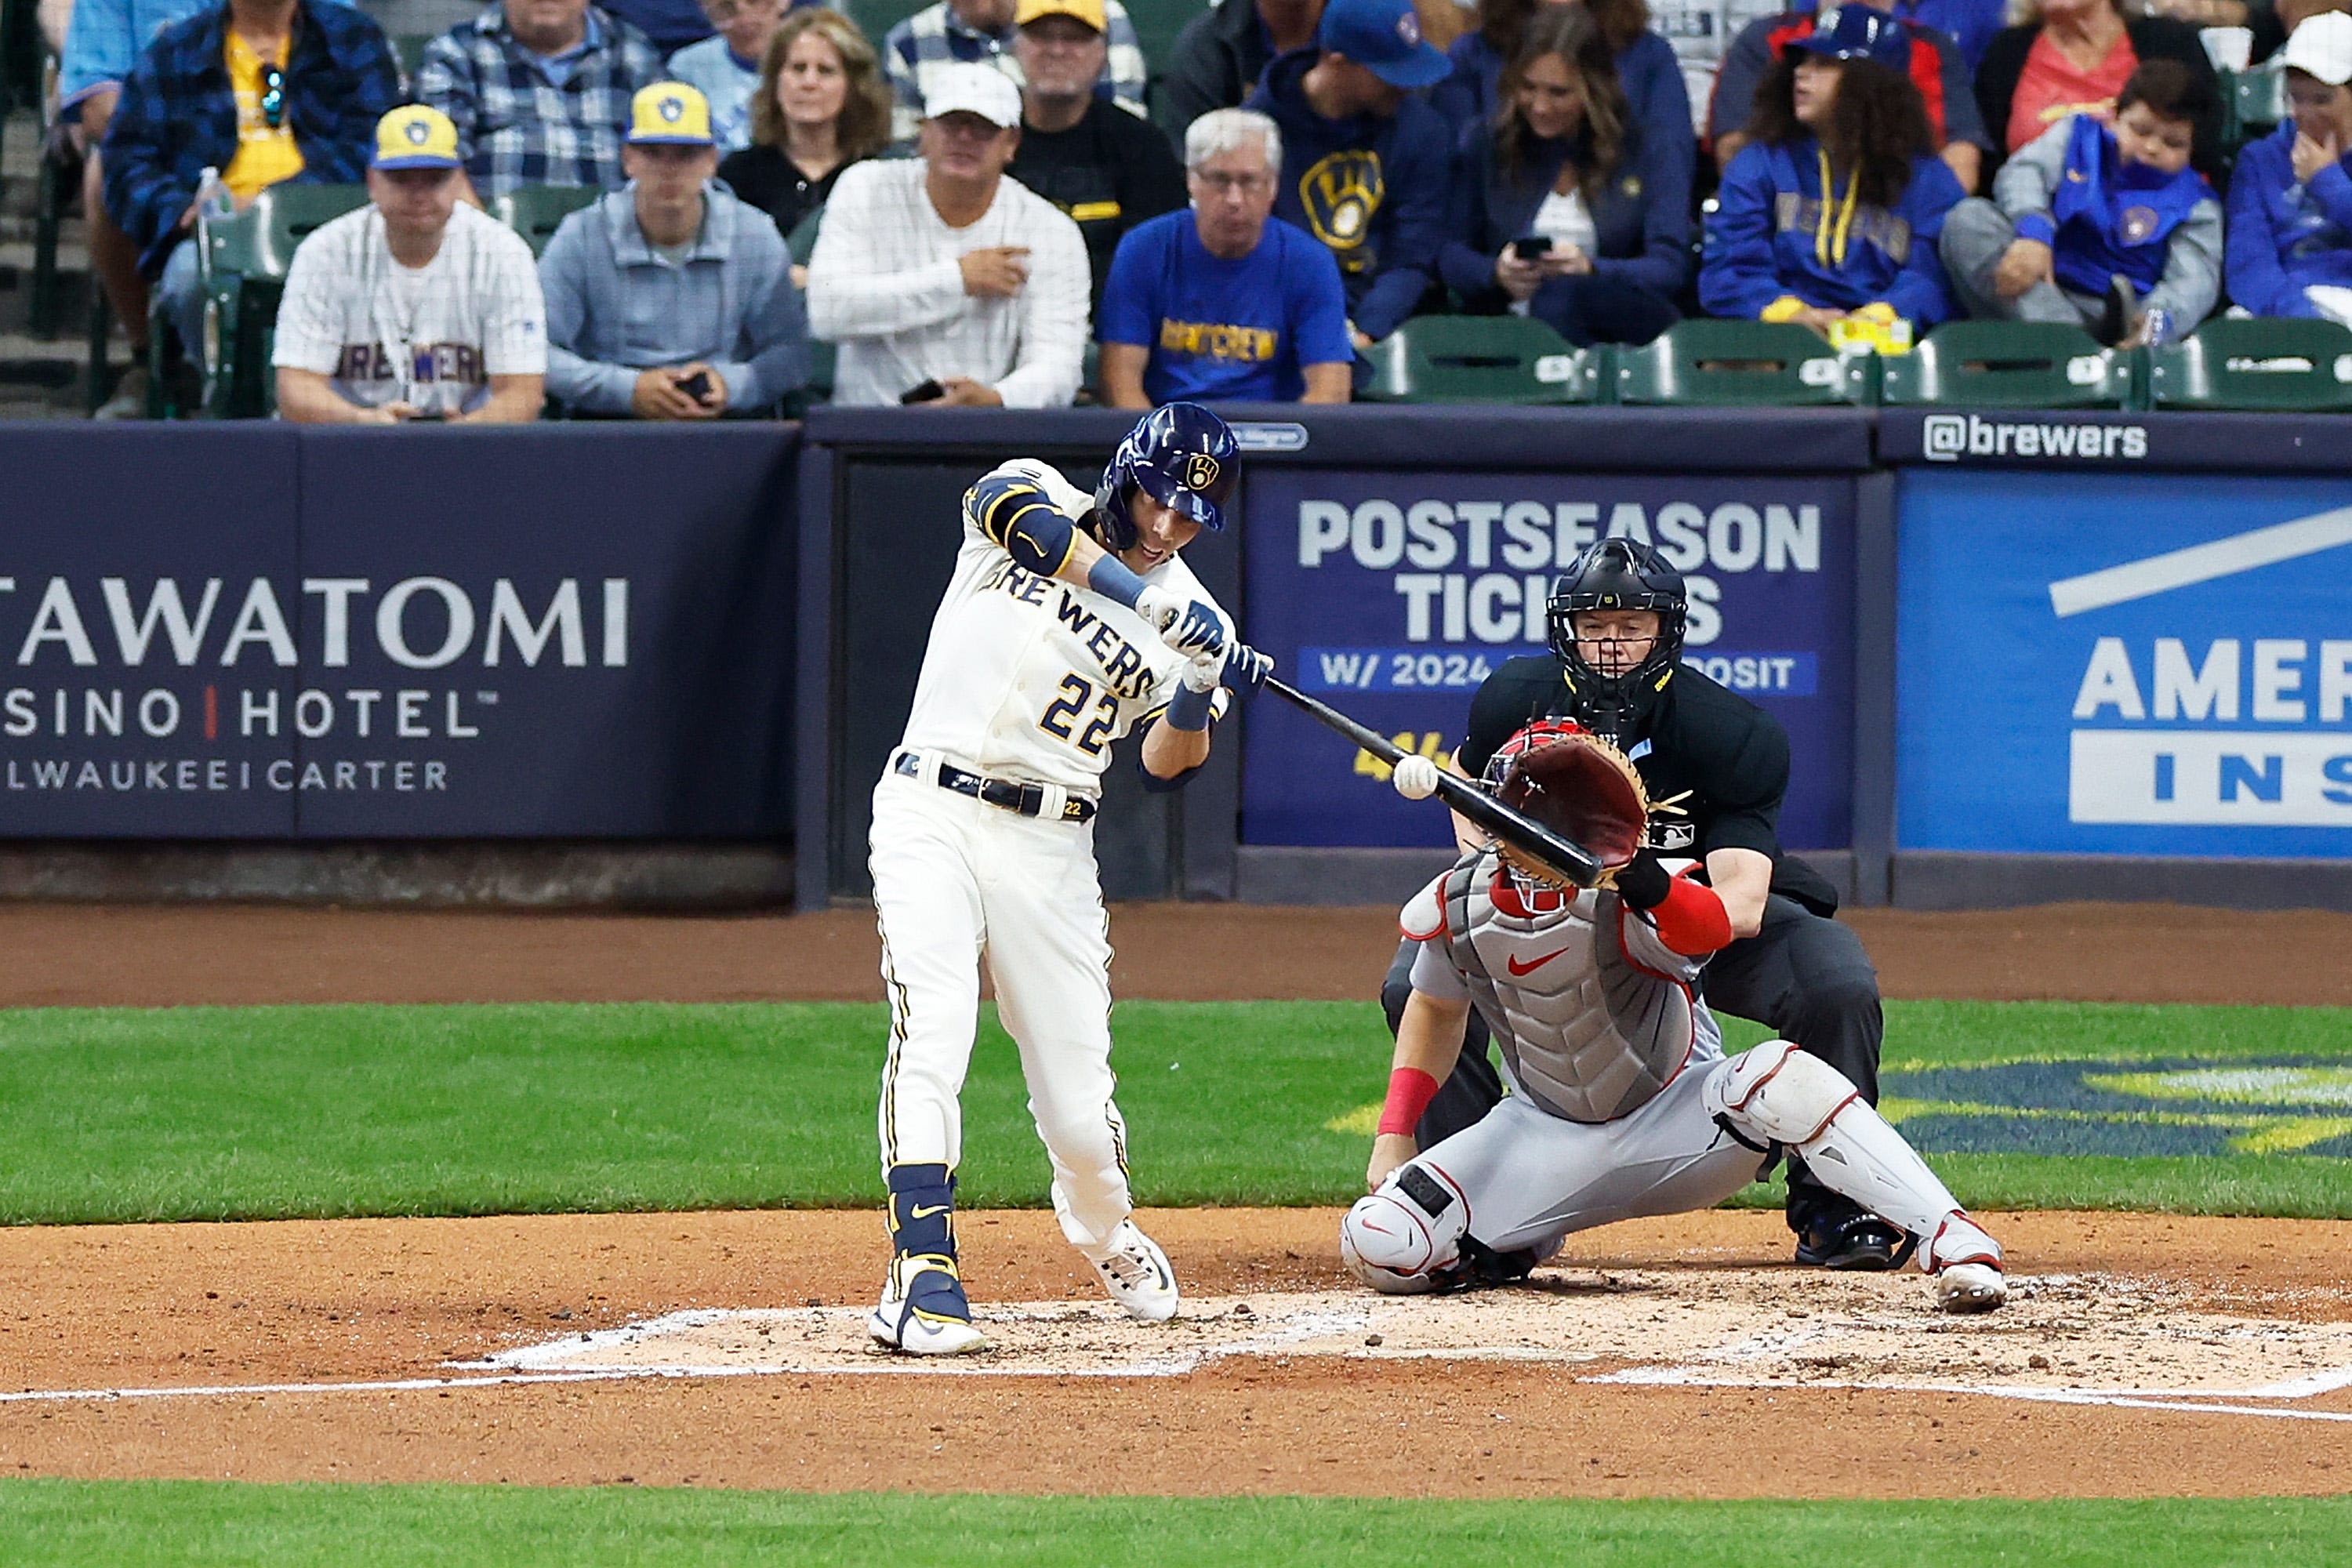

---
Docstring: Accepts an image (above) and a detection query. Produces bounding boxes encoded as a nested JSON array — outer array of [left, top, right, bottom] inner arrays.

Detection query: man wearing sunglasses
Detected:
[[101, 0, 403, 399]]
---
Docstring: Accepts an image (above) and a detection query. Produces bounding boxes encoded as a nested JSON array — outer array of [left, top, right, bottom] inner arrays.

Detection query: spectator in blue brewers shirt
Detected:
[[57, 0, 217, 416], [2227, 11, 2352, 321], [1247, 0, 1452, 352], [1098, 107, 1353, 405], [1432, 0, 1693, 180], [1440, 5, 1689, 345], [102, 0, 401, 397], [416, 0, 664, 200], [1711, 0, 1988, 193], [880, 0, 1149, 144], [540, 82, 809, 415], [1700, 4, 1963, 332], [1941, 60, 2220, 345]]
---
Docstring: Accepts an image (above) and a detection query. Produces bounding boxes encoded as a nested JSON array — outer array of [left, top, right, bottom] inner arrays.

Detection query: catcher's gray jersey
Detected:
[[1403, 853, 1724, 1124]]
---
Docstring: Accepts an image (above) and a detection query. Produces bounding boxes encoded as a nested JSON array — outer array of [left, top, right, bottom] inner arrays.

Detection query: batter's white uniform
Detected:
[[870, 459, 1226, 1252]]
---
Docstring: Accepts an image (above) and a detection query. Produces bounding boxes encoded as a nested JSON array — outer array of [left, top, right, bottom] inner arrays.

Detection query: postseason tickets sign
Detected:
[[1240, 470, 1857, 851]]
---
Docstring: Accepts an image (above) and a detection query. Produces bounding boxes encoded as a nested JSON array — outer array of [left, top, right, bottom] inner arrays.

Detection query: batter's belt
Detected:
[[891, 750, 1098, 824]]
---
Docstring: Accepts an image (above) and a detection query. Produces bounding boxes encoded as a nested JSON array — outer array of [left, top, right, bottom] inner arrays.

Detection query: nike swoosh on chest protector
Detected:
[[1505, 946, 1575, 977]]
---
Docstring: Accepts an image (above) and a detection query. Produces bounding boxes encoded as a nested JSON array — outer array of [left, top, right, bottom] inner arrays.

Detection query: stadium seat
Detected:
[[2221, 65, 2285, 146], [169, 182, 369, 418], [492, 184, 602, 257], [786, 203, 826, 266], [1358, 314, 1595, 404], [1609, 318, 1863, 405], [841, 0, 934, 44], [1121, 0, 1207, 82], [2146, 317, 2352, 411], [1878, 321, 2132, 408]]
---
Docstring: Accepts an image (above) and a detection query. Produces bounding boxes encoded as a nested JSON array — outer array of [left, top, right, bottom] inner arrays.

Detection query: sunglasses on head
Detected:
[[259, 61, 285, 129]]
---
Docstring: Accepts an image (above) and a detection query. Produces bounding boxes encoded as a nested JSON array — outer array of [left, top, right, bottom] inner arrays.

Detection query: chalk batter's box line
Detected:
[[5, 1363, 2350, 1423]]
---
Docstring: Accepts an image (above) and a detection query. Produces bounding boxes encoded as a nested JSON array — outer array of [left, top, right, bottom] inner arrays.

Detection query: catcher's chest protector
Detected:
[[1441, 859, 1709, 1124]]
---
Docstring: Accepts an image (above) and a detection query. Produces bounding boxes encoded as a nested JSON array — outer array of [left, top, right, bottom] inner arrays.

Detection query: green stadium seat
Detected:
[[1610, 318, 1862, 405], [1878, 321, 2132, 408], [841, 0, 934, 45], [491, 183, 603, 257], [1358, 314, 1595, 405], [169, 182, 369, 418], [2146, 317, 2352, 411], [786, 202, 826, 265], [1121, 0, 1208, 79]]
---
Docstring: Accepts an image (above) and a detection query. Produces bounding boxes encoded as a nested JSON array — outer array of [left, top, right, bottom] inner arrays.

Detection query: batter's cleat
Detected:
[[868, 1252, 986, 1356], [1085, 1221, 1179, 1323], [1933, 1261, 2008, 1314], [1793, 1208, 1905, 1271]]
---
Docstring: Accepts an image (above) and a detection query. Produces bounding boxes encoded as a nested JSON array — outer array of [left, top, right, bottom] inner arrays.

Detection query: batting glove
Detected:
[[1137, 587, 1227, 659], [1184, 641, 1272, 696]]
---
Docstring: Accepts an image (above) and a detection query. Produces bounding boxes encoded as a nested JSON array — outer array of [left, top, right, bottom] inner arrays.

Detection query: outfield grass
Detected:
[[0, 1000, 2346, 1225], [0, 1481, 2344, 1567]]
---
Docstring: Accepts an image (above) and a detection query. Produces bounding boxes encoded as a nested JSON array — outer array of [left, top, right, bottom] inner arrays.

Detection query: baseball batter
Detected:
[[1346, 722, 2006, 1314], [867, 403, 1269, 1356]]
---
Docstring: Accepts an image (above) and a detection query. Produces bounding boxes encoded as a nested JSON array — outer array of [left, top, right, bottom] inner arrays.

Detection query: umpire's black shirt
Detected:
[[1457, 655, 1841, 916]]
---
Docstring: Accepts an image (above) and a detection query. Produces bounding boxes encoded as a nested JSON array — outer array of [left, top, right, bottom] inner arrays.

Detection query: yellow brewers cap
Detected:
[[372, 104, 462, 170], [627, 82, 715, 146], [1014, 0, 1107, 31]]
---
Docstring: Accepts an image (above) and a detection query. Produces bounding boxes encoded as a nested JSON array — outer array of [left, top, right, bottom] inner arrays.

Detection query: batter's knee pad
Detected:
[[1704, 1039, 1860, 1149], [1339, 1163, 1469, 1295]]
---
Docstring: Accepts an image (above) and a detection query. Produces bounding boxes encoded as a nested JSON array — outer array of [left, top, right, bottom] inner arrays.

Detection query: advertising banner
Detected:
[[1, 428, 797, 838], [1240, 470, 1857, 850], [1897, 470, 2352, 858]]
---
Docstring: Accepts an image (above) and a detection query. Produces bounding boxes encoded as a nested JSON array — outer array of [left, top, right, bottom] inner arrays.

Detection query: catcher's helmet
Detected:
[[1545, 538, 1687, 741], [1094, 402, 1239, 551], [1479, 718, 1590, 792]]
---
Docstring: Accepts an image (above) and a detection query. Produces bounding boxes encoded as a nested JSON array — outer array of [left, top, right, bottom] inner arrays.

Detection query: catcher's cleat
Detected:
[[1085, 1221, 1180, 1323], [1793, 1209, 1905, 1271], [1933, 1261, 2008, 1314], [868, 1251, 985, 1356]]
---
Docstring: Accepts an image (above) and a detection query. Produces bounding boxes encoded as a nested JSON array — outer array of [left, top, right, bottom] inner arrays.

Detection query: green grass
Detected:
[[0, 1000, 2347, 1225], [0, 1482, 2345, 1566]]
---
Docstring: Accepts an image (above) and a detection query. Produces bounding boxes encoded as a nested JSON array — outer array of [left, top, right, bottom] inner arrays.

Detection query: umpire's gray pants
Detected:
[[1421, 1056, 1766, 1258], [1938, 198, 2114, 327]]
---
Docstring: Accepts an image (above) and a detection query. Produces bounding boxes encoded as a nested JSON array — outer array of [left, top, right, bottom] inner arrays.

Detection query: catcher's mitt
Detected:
[[1492, 724, 1651, 884]]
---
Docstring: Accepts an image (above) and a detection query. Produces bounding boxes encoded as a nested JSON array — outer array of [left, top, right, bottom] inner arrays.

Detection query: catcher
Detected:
[[1344, 720, 2007, 1313]]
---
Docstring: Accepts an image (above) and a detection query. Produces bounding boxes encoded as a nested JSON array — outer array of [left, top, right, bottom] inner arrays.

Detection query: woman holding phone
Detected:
[[1437, 5, 1688, 346]]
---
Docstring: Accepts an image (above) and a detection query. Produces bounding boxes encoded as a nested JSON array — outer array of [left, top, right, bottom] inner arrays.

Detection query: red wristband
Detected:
[[1650, 869, 1733, 956], [1377, 1067, 1441, 1136]]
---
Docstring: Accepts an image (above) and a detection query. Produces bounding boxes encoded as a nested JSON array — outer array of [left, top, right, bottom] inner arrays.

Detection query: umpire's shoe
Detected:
[[1085, 1221, 1180, 1323], [869, 1251, 986, 1355], [1790, 1191, 1904, 1271]]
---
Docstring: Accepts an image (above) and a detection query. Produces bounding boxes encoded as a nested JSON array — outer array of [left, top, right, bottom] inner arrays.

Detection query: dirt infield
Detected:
[[1, 1208, 2347, 1498], [7, 898, 2352, 1009]]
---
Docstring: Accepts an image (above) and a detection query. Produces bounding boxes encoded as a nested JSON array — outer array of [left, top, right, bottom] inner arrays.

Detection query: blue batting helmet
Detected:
[[1093, 402, 1240, 550]]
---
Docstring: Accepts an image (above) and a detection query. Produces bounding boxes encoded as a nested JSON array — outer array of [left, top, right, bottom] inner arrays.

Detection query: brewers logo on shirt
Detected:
[[2118, 205, 2161, 245], [1299, 151, 1386, 272]]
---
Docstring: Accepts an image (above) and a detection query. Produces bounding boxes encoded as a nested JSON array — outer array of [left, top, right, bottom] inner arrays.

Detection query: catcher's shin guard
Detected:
[[1705, 1042, 2002, 1277], [1341, 1163, 1472, 1294]]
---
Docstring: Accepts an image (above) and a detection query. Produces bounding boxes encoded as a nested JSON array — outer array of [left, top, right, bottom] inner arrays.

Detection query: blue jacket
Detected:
[[1438, 118, 1690, 303], [2225, 122, 2352, 318], [539, 184, 808, 415], [1245, 47, 1450, 341], [1432, 27, 1693, 176], [2023, 115, 2213, 299], [1700, 136, 1964, 323], [102, 0, 400, 259]]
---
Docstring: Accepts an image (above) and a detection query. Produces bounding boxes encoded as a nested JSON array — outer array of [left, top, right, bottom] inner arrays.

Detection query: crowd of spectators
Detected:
[[42, 0, 2352, 419]]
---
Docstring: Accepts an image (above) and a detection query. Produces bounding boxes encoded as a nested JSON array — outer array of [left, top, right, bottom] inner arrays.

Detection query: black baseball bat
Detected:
[[1260, 677, 1607, 890]]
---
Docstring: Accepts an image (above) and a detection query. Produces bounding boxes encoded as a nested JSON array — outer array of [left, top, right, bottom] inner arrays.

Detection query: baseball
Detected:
[[1392, 753, 1442, 800]]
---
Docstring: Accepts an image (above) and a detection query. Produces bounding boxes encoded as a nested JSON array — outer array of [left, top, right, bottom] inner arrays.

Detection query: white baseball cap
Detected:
[[922, 61, 1022, 129], [2281, 10, 2352, 87]]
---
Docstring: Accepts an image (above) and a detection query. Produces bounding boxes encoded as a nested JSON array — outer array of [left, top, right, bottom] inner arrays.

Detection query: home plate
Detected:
[[464, 1269, 2352, 1414]]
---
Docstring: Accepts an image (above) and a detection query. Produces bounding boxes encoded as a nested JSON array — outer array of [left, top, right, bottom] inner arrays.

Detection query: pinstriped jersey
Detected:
[[894, 459, 1227, 794], [1404, 853, 1723, 1124]]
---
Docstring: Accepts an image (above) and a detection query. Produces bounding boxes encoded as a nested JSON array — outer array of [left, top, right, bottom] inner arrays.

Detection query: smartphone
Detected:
[[678, 369, 714, 404], [1512, 236, 1552, 260], [899, 378, 946, 405]]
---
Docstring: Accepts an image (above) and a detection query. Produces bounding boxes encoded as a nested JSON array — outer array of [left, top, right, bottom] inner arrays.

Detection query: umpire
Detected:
[[1380, 537, 1899, 1269]]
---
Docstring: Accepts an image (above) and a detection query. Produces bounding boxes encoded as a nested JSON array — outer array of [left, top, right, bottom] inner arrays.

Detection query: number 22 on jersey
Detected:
[[1038, 673, 1119, 756]]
